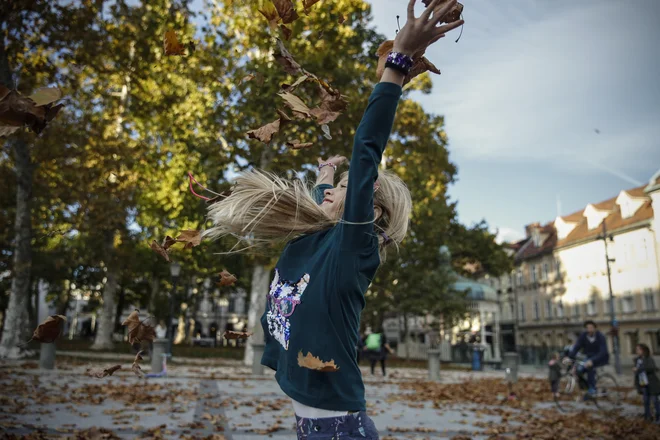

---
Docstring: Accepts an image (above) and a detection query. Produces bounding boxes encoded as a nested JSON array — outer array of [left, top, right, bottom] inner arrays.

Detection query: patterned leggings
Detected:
[[296, 411, 379, 439]]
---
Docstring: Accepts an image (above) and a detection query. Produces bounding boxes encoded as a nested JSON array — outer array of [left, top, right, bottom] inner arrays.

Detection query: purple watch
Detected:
[[385, 51, 414, 75]]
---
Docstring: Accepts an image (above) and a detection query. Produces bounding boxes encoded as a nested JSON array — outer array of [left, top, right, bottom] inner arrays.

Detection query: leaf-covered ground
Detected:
[[0, 358, 655, 439]]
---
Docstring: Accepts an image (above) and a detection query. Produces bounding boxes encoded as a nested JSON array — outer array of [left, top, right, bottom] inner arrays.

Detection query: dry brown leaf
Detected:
[[297, 350, 339, 372], [149, 240, 170, 262], [286, 140, 314, 150], [27, 88, 62, 107], [86, 364, 122, 379], [164, 30, 186, 56], [258, 5, 280, 29], [302, 0, 322, 14], [281, 75, 310, 92], [247, 118, 282, 144], [278, 91, 312, 118], [240, 74, 255, 84], [309, 107, 341, 125], [121, 310, 156, 345], [223, 330, 253, 340], [408, 57, 441, 83], [272, 0, 299, 24], [19, 315, 67, 346], [217, 269, 237, 287], [279, 24, 292, 41], [0, 86, 64, 136], [175, 230, 202, 249], [338, 14, 346, 24], [422, 0, 464, 23], [131, 350, 145, 378], [162, 235, 176, 250], [273, 39, 302, 75]]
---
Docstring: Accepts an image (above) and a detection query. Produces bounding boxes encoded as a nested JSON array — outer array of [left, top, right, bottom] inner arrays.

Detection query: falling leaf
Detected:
[[131, 350, 145, 378], [150, 240, 170, 262], [297, 351, 339, 372], [86, 365, 122, 379], [317, 83, 348, 113], [164, 30, 186, 56], [337, 14, 346, 24], [302, 0, 323, 14], [70, 63, 86, 74], [278, 91, 312, 118], [273, 39, 302, 75], [18, 315, 67, 346], [279, 24, 292, 41], [27, 88, 62, 107], [240, 74, 255, 84], [407, 57, 441, 83], [217, 269, 237, 287], [321, 124, 332, 140], [281, 75, 310, 92], [162, 235, 176, 250], [422, 0, 464, 23], [258, 5, 280, 29], [286, 140, 313, 150], [247, 118, 282, 144], [310, 107, 341, 125], [175, 230, 202, 249], [122, 310, 156, 345], [222, 330, 253, 340], [272, 0, 299, 24]]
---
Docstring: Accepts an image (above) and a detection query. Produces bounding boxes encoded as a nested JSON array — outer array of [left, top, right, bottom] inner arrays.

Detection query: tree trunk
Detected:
[[147, 275, 159, 317], [90, 232, 119, 350], [243, 264, 270, 366], [0, 138, 34, 359], [114, 285, 126, 333]]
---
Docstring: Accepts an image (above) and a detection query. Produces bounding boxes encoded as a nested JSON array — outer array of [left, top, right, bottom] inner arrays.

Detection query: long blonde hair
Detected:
[[205, 168, 412, 258]]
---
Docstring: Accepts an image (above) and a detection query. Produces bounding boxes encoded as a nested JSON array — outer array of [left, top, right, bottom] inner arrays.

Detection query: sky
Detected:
[[366, 0, 660, 243]]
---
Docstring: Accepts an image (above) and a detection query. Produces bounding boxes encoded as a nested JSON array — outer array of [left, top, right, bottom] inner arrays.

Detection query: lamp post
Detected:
[[599, 221, 621, 375], [167, 261, 181, 358]]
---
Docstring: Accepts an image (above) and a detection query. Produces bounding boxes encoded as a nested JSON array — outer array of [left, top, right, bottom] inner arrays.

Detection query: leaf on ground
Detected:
[[132, 350, 145, 378], [302, 0, 323, 14], [279, 24, 292, 41], [122, 310, 156, 345], [19, 315, 67, 346], [273, 39, 302, 75], [175, 230, 202, 249], [217, 269, 237, 287], [272, 0, 299, 24], [27, 88, 62, 107], [297, 350, 339, 372], [164, 30, 186, 56], [223, 330, 253, 340], [422, 0, 464, 23], [150, 240, 170, 262], [278, 91, 311, 118], [286, 140, 313, 150], [86, 365, 122, 379]]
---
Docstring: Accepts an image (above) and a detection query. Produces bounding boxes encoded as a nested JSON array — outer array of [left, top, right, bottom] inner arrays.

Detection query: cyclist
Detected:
[[564, 320, 610, 399]]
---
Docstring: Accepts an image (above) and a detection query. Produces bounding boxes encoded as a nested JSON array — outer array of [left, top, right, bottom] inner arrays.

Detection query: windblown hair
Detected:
[[204, 168, 412, 258]]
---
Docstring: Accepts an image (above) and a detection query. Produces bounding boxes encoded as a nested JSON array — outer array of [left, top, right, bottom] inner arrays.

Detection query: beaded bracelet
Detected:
[[318, 162, 337, 172], [385, 51, 414, 76]]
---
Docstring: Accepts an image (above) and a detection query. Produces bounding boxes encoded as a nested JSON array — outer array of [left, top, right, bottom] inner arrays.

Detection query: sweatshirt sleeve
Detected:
[[340, 82, 402, 250], [312, 184, 333, 205], [569, 335, 584, 358]]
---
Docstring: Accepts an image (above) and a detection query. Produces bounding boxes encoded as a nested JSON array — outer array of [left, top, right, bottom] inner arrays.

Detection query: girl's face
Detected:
[[636, 346, 644, 357], [319, 176, 348, 220]]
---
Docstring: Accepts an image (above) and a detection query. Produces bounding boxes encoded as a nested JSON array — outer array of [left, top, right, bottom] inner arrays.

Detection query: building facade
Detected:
[[481, 169, 660, 366]]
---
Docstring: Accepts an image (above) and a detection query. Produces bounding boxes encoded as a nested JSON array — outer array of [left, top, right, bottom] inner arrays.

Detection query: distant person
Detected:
[[364, 327, 394, 376], [564, 320, 609, 399], [548, 352, 562, 399], [155, 321, 167, 339], [634, 343, 660, 423]]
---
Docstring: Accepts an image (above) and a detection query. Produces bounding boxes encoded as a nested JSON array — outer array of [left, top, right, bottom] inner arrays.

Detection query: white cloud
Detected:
[[492, 226, 525, 245]]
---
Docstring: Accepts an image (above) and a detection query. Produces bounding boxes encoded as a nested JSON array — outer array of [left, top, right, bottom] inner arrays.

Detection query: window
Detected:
[[531, 264, 537, 283], [587, 297, 597, 316], [542, 262, 549, 281], [622, 293, 635, 313], [545, 299, 552, 319], [557, 301, 564, 318], [509, 273, 514, 289], [644, 289, 656, 311], [628, 332, 639, 355], [519, 303, 526, 322], [517, 269, 523, 286], [509, 303, 515, 319], [534, 301, 540, 320], [555, 258, 562, 278], [573, 303, 580, 318]]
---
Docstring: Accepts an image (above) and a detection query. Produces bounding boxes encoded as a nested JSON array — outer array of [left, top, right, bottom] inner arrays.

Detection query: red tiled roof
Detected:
[[514, 223, 556, 262]]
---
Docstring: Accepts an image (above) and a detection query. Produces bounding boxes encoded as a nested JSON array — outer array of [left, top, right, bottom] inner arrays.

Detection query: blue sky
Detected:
[[367, 0, 660, 242]]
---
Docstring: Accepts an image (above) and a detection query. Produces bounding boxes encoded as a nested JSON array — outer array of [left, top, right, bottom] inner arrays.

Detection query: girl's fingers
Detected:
[[407, 0, 417, 20], [436, 19, 464, 35], [430, 0, 458, 27], [428, 33, 445, 45], [420, 0, 441, 21]]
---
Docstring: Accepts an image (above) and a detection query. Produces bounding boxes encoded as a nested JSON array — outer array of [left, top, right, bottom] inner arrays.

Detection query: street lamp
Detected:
[[167, 261, 181, 358], [599, 221, 621, 375]]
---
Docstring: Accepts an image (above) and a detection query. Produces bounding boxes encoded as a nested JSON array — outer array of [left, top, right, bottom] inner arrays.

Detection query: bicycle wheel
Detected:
[[554, 372, 577, 412], [594, 373, 622, 412]]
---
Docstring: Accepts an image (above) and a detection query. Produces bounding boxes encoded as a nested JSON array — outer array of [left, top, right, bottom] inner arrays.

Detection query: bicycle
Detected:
[[555, 358, 622, 412]]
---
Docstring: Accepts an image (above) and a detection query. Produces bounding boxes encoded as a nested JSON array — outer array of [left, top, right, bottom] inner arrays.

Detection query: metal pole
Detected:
[[166, 278, 177, 358], [601, 221, 622, 375]]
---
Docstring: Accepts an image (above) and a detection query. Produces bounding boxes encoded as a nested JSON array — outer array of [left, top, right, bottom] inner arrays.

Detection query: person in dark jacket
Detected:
[[634, 343, 660, 423], [364, 327, 394, 376], [565, 320, 609, 398], [548, 352, 562, 399]]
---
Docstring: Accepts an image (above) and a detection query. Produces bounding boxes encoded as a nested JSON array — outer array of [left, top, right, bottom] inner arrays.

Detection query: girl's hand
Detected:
[[393, 0, 464, 57], [318, 155, 347, 169]]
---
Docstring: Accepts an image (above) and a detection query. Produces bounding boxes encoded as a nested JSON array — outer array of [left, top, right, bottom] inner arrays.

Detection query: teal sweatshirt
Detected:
[[260, 82, 402, 411]]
